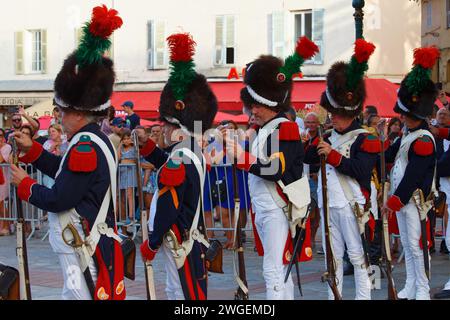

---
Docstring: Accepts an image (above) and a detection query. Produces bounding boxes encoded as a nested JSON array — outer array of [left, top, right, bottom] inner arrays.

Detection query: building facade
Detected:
[[421, 0, 450, 93], [0, 0, 421, 124]]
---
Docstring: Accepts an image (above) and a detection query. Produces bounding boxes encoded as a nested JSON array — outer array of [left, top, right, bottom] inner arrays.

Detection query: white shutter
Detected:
[[15, 31, 24, 74], [75, 28, 83, 48], [106, 34, 114, 59], [41, 29, 47, 73], [271, 12, 285, 59], [226, 15, 235, 64], [215, 15, 224, 65], [312, 9, 324, 65], [147, 21, 154, 69], [154, 21, 166, 69]]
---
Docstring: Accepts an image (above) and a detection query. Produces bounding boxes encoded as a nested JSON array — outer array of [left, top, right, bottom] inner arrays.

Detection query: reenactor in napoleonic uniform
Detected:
[[304, 39, 378, 300], [382, 47, 440, 300], [139, 33, 218, 300], [430, 119, 450, 299], [224, 36, 319, 300], [10, 5, 126, 300]]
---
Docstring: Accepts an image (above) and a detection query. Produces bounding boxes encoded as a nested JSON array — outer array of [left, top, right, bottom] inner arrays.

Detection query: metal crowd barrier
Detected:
[[0, 163, 45, 240], [0, 162, 256, 243]]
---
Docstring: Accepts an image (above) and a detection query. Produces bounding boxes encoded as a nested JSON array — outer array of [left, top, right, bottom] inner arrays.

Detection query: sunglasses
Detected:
[[12, 119, 22, 122]]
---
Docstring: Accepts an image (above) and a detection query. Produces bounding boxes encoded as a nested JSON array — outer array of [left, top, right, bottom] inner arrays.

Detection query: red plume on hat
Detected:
[[89, 4, 123, 39], [167, 33, 196, 62], [296, 36, 320, 61], [354, 39, 376, 64], [413, 46, 440, 69]]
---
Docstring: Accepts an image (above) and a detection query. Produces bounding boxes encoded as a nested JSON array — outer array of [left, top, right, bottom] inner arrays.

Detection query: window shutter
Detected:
[[105, 34, 114, 59], [15, 31, 24, 75], [271, 12, 285, 59], [215, 16, 224, 65], [312, 9, 324, 65], [154, 21, 166, 69], [147, 21, 154, 69], [226, 15, 235, 64], [41, 29, 47, 73], [75, 28, 83, 48]]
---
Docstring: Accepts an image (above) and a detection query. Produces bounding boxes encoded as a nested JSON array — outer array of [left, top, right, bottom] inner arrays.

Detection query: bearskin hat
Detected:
[[53, 5, 122, 116], [241, 37, 319, 113], [321, 39, 376, 118], [394, 47, 440, 120], [159, 33, 218, 134]]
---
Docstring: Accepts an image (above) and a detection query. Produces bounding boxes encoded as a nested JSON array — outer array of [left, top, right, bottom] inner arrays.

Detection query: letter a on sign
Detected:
[[227, 67, 240, 80]]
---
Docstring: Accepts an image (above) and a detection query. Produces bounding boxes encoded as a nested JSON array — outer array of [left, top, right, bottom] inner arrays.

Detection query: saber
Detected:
[[133, 131, 157, 300], [61, 223, 96, 298]]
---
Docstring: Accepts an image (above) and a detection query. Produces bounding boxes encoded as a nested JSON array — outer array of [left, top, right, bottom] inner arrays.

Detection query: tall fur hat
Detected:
[[394, 47, 440, 120], [320, 39, 376, 118], [53, 5, 122, 116], [241, 37, 319, 113], [159, 33, 218, 134]]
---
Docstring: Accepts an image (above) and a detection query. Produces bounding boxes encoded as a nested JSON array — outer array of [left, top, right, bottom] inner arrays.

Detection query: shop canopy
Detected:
[[110, 79, 417, 119]]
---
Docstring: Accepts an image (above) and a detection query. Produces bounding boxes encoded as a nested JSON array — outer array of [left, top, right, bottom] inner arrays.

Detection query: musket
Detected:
[[133, 132, 157, 300], [318, 127, 342, 300], [11, 139, 32, 300], [231, 134, 248, 300], [377, 121, 398, 300]]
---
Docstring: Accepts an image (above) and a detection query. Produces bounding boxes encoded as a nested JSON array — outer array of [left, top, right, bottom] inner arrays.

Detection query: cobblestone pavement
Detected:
[[1, 227, 449, 300]]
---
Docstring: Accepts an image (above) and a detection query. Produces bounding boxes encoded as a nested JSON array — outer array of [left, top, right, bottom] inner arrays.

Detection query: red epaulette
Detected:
[[68, 135, 97, 172], [278, 122, 300, 141], [360, 134, 381, 153], [159, 155, 186, 187], [412, 136, 434, 156]]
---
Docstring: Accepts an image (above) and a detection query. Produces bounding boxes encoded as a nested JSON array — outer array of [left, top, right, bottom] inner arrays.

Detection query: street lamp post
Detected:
[[353, 0, 365, 40]]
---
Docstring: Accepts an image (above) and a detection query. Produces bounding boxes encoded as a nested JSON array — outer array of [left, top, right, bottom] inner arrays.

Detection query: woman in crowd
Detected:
[[118, 128, 137, 226], [387, 117, 403, 143], [43, 124, 68, 157], [0, 129, 11, 236]]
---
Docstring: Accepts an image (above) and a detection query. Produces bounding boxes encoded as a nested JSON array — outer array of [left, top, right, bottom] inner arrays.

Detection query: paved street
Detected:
[[1, 227, 449, 300]]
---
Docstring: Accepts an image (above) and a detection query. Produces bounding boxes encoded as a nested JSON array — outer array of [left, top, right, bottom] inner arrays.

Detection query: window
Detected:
[[147, 20, 167, 69], [15, 29, 47, 75], [426, 2, 432, 28], [215, 15, 235, 66], [270, 9, 324, 65], [31, 30, 45, 72], [294, 11, 313, 41]]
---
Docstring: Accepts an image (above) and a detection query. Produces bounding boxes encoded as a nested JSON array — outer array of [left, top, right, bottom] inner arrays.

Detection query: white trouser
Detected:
[[161, 244, 185, 300], [57, 252, 97, 300], [255, 206, 294, 300], [396, 202, 430, 300], [320, 204, 371, 300]]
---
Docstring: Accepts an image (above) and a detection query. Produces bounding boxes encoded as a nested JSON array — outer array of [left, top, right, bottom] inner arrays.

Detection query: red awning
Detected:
[[112, 79, 445, 120]]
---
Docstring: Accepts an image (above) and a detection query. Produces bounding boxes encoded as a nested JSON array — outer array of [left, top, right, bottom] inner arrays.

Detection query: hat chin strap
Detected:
[[246, 85, 288, 108], [163, 115, 195, 138], [54, 96, 111, 112], [325, 88, 361, 111]]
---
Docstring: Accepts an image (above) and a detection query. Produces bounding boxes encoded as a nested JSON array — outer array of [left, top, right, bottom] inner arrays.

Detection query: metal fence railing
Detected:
[[0, 163, 45, 240]]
